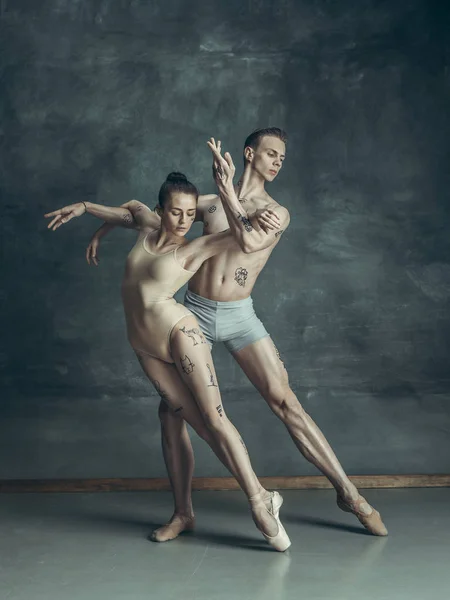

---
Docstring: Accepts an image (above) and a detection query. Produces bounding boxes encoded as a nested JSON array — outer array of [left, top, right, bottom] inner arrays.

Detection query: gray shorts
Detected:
[[184, 289, 270, 353]]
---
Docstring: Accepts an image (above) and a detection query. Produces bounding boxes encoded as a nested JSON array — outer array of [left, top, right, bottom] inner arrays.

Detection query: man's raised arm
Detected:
[[207, 139, 289, 253]]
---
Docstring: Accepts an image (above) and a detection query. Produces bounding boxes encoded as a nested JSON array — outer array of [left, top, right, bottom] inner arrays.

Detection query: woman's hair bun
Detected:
[[166, 171, 188, 183]]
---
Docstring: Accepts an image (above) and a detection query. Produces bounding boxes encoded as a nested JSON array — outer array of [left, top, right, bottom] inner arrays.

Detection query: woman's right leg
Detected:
[[137, 348, 290, 551], [170, 316, 290, 550]]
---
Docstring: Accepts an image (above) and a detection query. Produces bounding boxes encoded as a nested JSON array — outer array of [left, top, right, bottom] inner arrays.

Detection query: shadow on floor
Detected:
[[284, 513, 370, 535]]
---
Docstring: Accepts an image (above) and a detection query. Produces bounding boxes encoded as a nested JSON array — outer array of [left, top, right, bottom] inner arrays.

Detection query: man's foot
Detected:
[[250, 490, 291, 552], [337, 494, 388, 536], [150, 514, 195, 543]]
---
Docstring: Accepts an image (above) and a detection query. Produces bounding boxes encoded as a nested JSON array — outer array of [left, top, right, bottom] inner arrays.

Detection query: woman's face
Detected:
[[161, 192, 197, 236]]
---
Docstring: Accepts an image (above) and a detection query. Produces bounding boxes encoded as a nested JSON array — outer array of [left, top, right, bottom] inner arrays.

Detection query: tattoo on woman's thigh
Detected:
[[206, 363, 217, 387], [180, 355, 195, 374]]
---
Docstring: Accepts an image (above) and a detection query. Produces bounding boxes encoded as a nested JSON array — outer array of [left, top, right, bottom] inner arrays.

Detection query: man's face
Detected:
[[246, 136, 286, 182], [161, 192, 197, 237]]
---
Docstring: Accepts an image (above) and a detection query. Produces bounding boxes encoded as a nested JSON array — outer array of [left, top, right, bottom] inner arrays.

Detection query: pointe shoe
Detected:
[[251, 491, 291, 552], [337, 494, 388, 536]]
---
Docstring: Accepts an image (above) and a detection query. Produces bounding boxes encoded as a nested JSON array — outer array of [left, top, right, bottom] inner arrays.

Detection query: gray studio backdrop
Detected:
[[1, 0, 449, 479]]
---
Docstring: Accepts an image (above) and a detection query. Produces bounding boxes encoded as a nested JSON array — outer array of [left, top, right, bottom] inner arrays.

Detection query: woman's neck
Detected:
[[152, 227, 184, 250]]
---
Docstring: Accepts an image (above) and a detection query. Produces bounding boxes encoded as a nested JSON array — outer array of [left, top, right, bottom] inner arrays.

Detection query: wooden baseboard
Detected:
[[0, 474, 449, 493]]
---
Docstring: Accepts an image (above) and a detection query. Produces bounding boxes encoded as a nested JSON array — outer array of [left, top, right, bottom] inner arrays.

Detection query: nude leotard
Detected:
[[121, 231, 196, 363]]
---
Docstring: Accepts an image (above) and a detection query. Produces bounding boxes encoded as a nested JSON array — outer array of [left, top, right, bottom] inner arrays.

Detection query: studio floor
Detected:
[[1, 488, 449, 600]]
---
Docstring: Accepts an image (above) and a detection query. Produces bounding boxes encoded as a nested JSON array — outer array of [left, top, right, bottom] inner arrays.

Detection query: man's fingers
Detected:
[[264, 216, 280, 228], [265, 209, 280, 221], [224, 151, 235, 170]]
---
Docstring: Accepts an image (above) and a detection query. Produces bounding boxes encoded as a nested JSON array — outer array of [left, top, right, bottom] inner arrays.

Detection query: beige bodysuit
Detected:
[[121, 231, 195, 363]]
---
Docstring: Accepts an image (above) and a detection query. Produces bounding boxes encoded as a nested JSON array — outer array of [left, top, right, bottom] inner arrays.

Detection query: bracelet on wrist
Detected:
[[81, 201, 88, 213]]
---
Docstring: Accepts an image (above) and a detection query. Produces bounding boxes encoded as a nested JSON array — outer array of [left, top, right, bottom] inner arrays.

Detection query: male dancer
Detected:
[[87, 128, 388, 541]]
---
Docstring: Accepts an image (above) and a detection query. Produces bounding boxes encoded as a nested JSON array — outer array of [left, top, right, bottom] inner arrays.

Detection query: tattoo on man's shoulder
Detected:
[[234, 267, 248, 287], [275, 229, 284, 238], [208, 205, 217, 213], [180, 355, 195, 375], [122, 212, 133, 225], [206, 363, 217, 387], [180, 326, 206, 346], [238, 213, 253, 232]]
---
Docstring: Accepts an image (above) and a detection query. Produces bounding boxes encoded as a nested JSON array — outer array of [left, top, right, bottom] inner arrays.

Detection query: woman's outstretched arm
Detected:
[[84, 195, 215, 265], [85, 200, 161, 265], [44, 200, 139, 231]]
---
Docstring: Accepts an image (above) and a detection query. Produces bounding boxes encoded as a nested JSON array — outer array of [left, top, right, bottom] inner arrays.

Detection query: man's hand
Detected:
[[253, 208, 281, 233], [207, 138, 236, 189], [86, 233, 101, 266], [44, 203, 86, 231]]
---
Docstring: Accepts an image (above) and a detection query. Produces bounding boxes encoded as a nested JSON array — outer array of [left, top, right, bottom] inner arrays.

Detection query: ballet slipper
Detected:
[[337, 494, 388, 536], [250, 491, 291, 552], [150, 514, 196, 542]]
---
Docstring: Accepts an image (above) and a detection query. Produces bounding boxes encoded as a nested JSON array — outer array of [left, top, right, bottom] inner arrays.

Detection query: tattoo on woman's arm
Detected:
[[122, 212, 133, 225], [238, 213, 253, 232], [275, 229, 284, 238], [216, 404, 223, 417]]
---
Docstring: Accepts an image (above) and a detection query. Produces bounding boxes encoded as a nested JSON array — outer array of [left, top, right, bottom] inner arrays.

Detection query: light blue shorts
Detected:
[[184, 289, 270, 353]]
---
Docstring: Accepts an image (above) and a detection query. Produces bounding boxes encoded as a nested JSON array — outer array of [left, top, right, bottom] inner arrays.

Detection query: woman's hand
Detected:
[[207, 138, 236, 190], [44, 202, 86, 231], [86, 232, 101, 266], [253, 208, 281, 233]]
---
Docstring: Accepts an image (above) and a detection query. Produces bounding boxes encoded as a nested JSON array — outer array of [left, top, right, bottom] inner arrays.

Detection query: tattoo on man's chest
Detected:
[[234, 267, 249, 287]]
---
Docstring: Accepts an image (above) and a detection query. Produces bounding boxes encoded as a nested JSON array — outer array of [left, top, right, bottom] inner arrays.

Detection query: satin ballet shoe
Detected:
[[250, 491, 291, 552], [337, 494, 388, 536]]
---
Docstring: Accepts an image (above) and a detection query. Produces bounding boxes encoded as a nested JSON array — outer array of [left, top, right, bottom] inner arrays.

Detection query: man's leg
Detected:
[[152, 400, 195, 542], [231, 336, 387, 535]]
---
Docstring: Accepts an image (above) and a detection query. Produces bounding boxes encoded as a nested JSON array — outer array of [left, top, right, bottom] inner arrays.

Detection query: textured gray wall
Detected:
[[1, 0, 450, 479]]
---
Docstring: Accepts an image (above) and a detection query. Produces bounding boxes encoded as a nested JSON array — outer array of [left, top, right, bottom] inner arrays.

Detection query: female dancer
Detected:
[[44, 172, 291, 552]]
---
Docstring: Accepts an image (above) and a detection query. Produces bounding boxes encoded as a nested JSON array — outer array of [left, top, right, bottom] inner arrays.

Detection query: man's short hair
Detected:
[[244, 127, 287, 152]]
